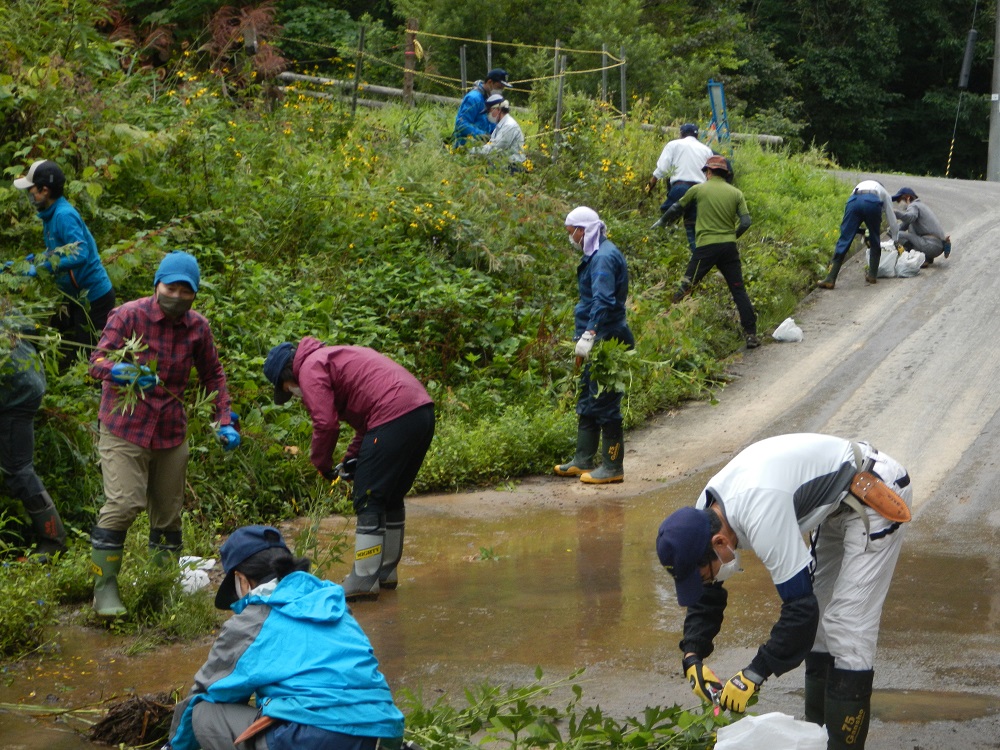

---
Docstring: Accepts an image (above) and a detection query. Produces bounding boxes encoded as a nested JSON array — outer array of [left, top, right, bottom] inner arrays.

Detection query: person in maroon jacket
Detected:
[[264, 337, 435, 601]]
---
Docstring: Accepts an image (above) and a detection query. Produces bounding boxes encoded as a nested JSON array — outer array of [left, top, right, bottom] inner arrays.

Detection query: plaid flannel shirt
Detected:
[[89, 296, 231, 449]]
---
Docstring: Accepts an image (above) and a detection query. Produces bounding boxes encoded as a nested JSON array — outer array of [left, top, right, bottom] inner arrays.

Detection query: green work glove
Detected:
[[682, 654, 723, 704], [720, 669, 761, 713]]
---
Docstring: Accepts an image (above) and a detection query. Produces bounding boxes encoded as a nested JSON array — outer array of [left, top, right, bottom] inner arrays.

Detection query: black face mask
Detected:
[[157, 293, 194, 319]]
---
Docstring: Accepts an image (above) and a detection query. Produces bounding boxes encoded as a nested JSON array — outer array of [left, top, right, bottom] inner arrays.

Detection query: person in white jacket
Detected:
[[472, 95, 526, 170], [818, 180, 899, 289]]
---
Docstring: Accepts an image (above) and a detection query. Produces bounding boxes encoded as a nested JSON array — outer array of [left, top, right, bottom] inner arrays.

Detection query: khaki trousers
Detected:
[[95, 425, 189, 532]]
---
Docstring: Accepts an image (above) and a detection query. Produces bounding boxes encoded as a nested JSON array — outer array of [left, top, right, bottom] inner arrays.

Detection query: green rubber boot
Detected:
[[554, 421, 601, 476], [149, 528, 182, 568], [91, 547, 127, 617], [817, 257, 844, 289], [580, 421, 624, 484]]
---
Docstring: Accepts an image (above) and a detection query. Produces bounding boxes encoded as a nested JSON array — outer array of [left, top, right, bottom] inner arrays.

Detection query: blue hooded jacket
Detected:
[[37, 196, 113, 301], [453, 82, 495, 145], [169, 572, 404, 750]]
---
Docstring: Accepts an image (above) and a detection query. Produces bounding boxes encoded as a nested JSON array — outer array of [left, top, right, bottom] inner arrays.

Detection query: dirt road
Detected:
[[396, 171, 1000, 749]]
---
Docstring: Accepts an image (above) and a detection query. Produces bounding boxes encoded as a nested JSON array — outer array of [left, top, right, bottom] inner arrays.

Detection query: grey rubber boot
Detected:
[[825, 668, 874, 749], [379, 509, 405, 590], [804, 651, 835, 725], [149, 528, 182, 568], [92, 547, 127, 617], [24, 491, 66, 557], [554, 420, 600, 476], [817, 257, 844, 289], [580, 421, 624, 484], [343, 511, 384, 601]]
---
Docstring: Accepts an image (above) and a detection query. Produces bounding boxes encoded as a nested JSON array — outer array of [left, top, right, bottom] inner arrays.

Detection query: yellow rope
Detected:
[[412, 30, 622, 59]]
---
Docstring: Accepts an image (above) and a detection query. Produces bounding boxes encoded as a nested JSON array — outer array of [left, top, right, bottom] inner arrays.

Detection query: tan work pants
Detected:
[[95, 425, 189, 532]]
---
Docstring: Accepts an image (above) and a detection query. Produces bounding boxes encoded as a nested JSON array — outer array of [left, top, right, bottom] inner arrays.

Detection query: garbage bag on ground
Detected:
[[179, 555, 216, 593], [772, 317, 804, 342], [877, 239, 898, 278], [895, 249, 925, 277], [714, 712, 828, 750]]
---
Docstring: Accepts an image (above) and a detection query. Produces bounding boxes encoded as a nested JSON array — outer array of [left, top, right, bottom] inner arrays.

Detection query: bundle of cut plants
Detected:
[[89, 692, 174, 746]]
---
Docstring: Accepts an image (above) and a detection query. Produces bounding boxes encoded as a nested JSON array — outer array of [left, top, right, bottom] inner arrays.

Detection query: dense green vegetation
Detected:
[[0, 0, 852, 542], [0, 0, 859, 660], [0, 3, 914, 747]]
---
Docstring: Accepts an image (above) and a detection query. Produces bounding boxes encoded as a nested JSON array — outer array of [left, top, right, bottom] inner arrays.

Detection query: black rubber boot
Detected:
[[343, 511, 383, 601], [149, 528, 182, 567], [825, 668, 874, 749], [379, 508, 405, 590], [554, 419, 600, 476], [804, 651, 835, 725], [581, 421, 624, 484], [817, 257, 844, 289], [866, 243, 880, 284], [23, 491, 67, 557]]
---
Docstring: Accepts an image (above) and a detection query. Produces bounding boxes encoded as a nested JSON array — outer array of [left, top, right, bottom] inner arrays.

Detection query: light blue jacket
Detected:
[[169, 572, 404, 750], [37, 196, 113, 301]]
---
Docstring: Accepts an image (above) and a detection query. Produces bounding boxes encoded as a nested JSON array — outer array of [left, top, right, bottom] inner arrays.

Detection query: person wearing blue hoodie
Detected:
[[166, 525, 405, 750], [13, 159, 115, 368]]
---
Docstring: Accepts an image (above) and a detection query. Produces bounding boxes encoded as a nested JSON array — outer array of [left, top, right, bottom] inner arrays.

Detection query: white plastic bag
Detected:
[[179, 556, 217, 594], [714, 712, 827, 750], [876, 240, 898, 278], [772, 317, 803, 342], [895, 249, 925, 277]]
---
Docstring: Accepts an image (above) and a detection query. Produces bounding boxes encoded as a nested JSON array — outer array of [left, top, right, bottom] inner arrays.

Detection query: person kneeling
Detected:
[[165, 525, 405, 750]]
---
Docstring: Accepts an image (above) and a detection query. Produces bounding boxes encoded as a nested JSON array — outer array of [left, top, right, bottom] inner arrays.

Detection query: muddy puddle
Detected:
[[2, 473, 1000, 748]]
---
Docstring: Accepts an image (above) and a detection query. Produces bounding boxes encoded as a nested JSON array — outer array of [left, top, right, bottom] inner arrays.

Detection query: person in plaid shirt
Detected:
[[87, 251, 240, 617]]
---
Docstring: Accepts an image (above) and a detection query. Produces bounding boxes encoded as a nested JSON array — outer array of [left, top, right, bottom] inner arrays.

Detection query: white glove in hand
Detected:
[[575, 331, 596, 359]]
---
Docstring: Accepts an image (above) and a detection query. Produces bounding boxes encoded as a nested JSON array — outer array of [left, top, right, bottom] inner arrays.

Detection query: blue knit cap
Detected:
[[154, 251, 200, 292]]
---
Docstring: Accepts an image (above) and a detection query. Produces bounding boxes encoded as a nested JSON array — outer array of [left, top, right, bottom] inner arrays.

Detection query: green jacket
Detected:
[[679, 177, 751, 247]]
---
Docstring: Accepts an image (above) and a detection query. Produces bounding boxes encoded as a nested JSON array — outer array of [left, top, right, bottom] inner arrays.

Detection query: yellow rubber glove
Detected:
[[682, 655, 723, 704], [720, 670, 760, 713]]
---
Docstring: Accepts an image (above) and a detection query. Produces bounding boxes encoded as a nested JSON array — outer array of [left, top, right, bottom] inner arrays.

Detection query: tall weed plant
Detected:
[[0, 7, 848, 535]]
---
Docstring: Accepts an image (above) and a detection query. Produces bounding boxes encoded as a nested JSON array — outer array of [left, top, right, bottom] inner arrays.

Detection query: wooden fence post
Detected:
[[402, 19, 417, 107], [601, 44, 608, 102], [554, 54, 567, 158], [619, 45, 626, 122], [352, 26, 365, 117]]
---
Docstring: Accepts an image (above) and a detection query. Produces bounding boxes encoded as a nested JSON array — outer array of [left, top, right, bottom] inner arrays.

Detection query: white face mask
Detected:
[[488, 111, 499, 124], [289, 386, 302, 398], [568, 232, 583, 250], [714, 545, 742, 582]]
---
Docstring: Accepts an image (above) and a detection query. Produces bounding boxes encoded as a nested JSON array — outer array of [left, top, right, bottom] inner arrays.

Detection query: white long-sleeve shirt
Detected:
[[652, 135, 714, 183], [473, 113, 526, 163]]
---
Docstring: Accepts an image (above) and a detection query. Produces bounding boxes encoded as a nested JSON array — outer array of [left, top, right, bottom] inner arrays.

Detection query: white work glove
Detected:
[[575, 331, 596, 359]]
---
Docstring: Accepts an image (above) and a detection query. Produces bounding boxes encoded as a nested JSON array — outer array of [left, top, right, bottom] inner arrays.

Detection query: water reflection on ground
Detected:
[[2, 475, 999, 747]]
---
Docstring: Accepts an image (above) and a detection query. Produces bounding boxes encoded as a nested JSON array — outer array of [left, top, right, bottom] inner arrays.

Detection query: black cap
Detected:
[[215, 525, 289, 609], [13, 160, 65, 191], [485, 68, 511, 87], [263, 343, 296, 404], [891, 187, 917, 202]]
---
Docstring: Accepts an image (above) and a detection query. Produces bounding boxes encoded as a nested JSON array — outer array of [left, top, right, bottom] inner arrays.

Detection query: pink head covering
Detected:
[[565, 206, 606, 257]]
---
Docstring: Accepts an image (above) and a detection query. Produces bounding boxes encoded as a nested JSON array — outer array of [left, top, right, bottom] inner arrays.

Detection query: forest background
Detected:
[[0, 0, 992, 644]]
